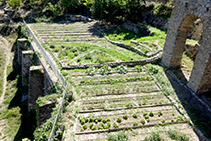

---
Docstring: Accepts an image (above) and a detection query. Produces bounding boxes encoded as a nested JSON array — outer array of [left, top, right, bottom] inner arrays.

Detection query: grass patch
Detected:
[[49, 42, 147, 65], [0, 46, 6, 97]]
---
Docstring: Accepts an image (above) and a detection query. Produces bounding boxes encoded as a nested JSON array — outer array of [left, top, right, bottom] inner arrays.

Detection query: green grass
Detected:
[[104, 24, 167, 48], [48, 42, 147, 65], [104, 24, 198, 49], [0, 47, 6, 97]]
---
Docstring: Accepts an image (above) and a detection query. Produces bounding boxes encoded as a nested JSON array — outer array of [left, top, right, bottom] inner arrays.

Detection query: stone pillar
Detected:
[[22, 50, 34, 86], [28, 65, 45, 111], [18, 38, 28, 65]]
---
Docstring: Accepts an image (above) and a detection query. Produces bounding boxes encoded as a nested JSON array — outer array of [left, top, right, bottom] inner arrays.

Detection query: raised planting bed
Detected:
[[76, 105, 186, 133]]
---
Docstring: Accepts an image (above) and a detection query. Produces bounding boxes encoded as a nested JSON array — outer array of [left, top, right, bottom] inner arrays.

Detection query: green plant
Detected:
[[133, 122, 138, 126], [90, 123, 94, 128], [80, 119, 85, 125], [133, 113, 138, 118], [83, 124, 87, 130], [141, 119, 145, 125], [113, 123, 119, 128], [177, 115, 184, 121], [99, 65, 112, 75], [116, 65, 127, 74], [167, 130, 189, 141], [117, 117, 122, 123], [89, 117, 94, 122], [7, 0, 24, 8], [123, 115, 128, 120], [161, 119, 165, 123], [107, 132, 129, 141], [102, 119, 107, 123], [144, 132, 162, 141], [91, 125, 97, 130], [107, 122, 111, 128], [149, 111, 154, 117], [158, 111, 162, 117], [134, 65, 143, 72], [144, 115, 149, 119]]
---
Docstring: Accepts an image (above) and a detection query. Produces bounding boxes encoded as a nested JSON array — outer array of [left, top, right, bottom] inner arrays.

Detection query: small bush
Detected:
[[141, 119, 145, 125], [83, 124, 87, 130], [107, 132, 129, 141], [149, 111, 154, 117], [133, 113, 138, 118], [91, 125, 97, 130], [80, 119, 85, 125], [133, 122, 138, 126], [161, 119, 165, 123], [167, 130, 189, 141], [144, 115, 149, 119], [102, 119, 107, 123], [84, 118, 89, 123], [89, 117, 94, 122], [123, 115, 128, 120], [90, 123, 94, 128], [113, 123, 119, 128], [98, 117, 102, 122], [117, 117, 122, 123], [107, 122, 111, 128], [144, 132, 162, 141], [158, 111, 162, 117]]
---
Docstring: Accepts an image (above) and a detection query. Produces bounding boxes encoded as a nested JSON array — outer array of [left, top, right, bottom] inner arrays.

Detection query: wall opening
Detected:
[[181, 18, 202, 81]]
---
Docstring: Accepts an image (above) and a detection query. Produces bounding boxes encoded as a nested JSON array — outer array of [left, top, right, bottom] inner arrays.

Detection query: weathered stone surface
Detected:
[[17, 38, 28, 65], [21, 50, 34, 86], [28, 66, 44, 111], [162, 0, 211, 94]]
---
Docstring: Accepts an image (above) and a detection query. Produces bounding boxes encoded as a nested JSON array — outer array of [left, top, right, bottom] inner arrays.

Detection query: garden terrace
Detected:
[[27, 21, 199, 140], [61, 65, 198, 140]]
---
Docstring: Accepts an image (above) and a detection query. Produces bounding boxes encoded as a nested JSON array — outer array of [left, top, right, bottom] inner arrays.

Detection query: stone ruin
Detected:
[[162, 0, 211, 94]]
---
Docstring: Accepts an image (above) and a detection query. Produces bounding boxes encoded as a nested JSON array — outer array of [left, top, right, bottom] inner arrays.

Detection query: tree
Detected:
[[6, 0, 24, 8]]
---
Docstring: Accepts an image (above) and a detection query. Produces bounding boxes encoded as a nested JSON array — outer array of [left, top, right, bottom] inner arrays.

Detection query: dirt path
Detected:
[[0, 36, 10, 105]]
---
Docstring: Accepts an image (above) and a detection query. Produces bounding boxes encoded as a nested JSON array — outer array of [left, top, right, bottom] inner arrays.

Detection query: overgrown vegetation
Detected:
[[0, 46, 5, 96], [107, 131, 129, 141]]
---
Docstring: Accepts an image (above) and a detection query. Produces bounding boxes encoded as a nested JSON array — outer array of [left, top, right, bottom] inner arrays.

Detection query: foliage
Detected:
[[99, 65, 112, 75], [107, 132, 129, 141], [116, 65, 127, 74], [117, 117, 122, 123], [133, 122, 138, 126], [86, 66, 96, 76], [133, 113, 138, 118], [18, 23, 29, 39], [149, 111, 154, 117], [134, 65, 143, 72], [6, 0, 24, 8], [141, 118, 145, 125], [123, 115, 128, 120], [113, 123, 119, 128], [167, 130, 189, 141], [153, 4, 172, 20], [144, 132, 162, 141]]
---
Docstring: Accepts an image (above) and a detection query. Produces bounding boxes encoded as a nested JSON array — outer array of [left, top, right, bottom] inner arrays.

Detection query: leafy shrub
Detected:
[[86, 66, 96, 76], [98, 117, 102, 122], [167, 130, 189, 141], [144, 115, 149, 119], [7, 0, 24, 8], [144, 132, 162, 141], [90, 123, 94, 128], [117, 117, 122, 123], [141, 119, 145, 125], [116, 65, 127, 74], [133, 122, 138, 126], [153, 4, 172, 20], [80, 119, 85, 125], [123, 115, 128, 120], [107, 122, 111, 128], [134, 65, 143, 72], [102, 119, 107, 123], [113, 123, 119, 128], [89, 117, 94, 122], [158, 111, 162, 117], [133, 113, 138, 118], [83, 124, 87, 130], [99, 65, 112, 75], [91, 125, 97, 130], [107, 132, 129, 141], [177, 115, 184, 121], [84, 118, 89, 123], [85, 54, 92, 60], [149, 112, 154, 117], [161, 119, 165, 123]]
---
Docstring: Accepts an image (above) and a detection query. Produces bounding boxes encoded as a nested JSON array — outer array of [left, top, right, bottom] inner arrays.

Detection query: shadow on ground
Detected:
[[6, 40, 36, 141], [165, 69, 211, 139]]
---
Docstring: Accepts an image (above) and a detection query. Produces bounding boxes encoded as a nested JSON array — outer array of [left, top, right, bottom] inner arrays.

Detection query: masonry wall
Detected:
[[162, 0, 211, 94]]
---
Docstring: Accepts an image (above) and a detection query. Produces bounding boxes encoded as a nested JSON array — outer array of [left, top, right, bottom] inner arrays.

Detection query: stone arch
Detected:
[[162, 0, 211, 94]]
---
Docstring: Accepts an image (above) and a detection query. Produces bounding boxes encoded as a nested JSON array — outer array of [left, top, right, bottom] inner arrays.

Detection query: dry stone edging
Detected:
[[62, 53, 162, 69]]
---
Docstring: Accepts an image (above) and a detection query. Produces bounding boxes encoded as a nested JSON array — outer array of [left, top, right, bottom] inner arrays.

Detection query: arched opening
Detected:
[[181, 18, 202, 81], [168, 14, 202, 81]]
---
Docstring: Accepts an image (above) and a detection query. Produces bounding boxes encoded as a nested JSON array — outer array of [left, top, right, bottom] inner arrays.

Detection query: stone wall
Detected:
[[162, 0, 211, 94], [28, 66, 45, 111], [63, 53, 161, 69]]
